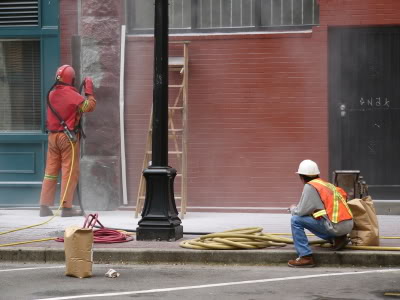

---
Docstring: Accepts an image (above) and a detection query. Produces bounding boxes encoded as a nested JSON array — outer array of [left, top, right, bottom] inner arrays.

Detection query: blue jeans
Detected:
[[291, 215, 336, 257]]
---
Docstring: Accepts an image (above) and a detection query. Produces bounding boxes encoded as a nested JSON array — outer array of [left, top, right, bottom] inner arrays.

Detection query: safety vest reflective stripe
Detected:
[[44, 174, 58, 180], [340, 194, 353, 218], [313, 209, 327, 218], [314, 179, 339, 222], [308, 179, 353, 223], [79, 100, 89, 113], [317, 179, 353, 221]]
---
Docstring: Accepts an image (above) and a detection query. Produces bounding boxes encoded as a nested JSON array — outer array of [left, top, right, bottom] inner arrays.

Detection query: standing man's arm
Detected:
[[78, 77, 96, 113], [79, 95, 96, 113]]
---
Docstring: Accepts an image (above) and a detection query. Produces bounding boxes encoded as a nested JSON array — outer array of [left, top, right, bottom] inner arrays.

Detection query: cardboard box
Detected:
[[64, 226, 93, 278]]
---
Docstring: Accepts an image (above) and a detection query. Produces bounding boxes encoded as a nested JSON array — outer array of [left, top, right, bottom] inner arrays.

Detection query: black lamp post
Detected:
[[136, 0, 183, 241]]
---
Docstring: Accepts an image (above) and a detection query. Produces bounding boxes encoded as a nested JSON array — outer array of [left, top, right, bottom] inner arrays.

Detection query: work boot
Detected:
[[288, 255, 315, 268], [332, 235, 350, 251], [39, 205, 53, 217], [61, 207, 83, 217]]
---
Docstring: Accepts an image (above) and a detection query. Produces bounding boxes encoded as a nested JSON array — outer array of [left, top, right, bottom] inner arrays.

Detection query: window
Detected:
[[0, 0, 39, 27], [128, 0, 319, 33], [0, 40, 41, 131]]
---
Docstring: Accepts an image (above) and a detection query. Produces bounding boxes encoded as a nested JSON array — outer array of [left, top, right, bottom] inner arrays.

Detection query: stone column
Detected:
[[78, 0, 123, 210]]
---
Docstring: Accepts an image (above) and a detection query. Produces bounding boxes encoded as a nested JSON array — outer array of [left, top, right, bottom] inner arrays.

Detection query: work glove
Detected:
[[83, 77, 94, 96]]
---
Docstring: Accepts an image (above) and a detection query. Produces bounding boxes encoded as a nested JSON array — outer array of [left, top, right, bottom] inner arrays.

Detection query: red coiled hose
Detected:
[[56, 213, 134, 244]]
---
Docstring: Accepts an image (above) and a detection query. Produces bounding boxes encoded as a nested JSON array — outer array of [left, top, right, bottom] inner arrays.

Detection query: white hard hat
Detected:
[[296, 159, 320, 176]]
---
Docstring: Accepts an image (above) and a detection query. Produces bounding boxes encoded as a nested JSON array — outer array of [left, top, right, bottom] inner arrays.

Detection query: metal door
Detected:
[[329, 27, 400, 200]]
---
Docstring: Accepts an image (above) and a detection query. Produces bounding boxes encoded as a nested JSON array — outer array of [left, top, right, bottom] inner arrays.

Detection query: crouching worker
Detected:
[[288, 159, 353, 268], [39, 65, 96, 217]]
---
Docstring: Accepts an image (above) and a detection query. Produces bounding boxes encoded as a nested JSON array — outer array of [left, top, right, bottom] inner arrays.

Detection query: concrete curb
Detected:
[[1, 247, 400, 267]]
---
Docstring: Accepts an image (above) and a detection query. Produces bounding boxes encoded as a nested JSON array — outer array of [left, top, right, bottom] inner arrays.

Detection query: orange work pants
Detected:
[[39, 132, 80, 208]]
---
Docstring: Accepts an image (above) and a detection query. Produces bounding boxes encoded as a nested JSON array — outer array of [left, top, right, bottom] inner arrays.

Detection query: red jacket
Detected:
[[46, 85, 84, 132]]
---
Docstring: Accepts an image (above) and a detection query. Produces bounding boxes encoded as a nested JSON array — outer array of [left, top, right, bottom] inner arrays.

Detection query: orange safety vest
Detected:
[[307, 178, 353, 223]]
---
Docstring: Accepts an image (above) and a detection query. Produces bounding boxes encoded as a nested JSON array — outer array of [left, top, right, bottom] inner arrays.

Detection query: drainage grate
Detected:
[[0, 1, 39, 27]]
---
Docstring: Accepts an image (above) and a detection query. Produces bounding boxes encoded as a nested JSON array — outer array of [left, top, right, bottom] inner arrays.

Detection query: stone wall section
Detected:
[[78, 0, 123, 210]]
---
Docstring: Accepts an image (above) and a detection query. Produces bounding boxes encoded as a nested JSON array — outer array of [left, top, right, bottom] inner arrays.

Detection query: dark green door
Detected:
[[0, 0, 59, 206], [329, 27, 400, 200]]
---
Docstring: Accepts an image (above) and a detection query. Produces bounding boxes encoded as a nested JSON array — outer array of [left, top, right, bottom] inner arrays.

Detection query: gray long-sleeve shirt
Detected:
[[291, 183, 353, 236]]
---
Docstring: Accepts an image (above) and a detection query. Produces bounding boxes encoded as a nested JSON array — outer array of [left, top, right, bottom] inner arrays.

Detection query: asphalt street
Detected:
[[1, 263, 400, 300]]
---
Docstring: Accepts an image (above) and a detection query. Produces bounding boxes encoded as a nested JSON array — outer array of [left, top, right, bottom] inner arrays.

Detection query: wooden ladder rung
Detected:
[[169, 68, 184, 73], [146, 151, 183, 155], [168, 56, 184, 67], [168, 106, 183, 110], [139, 196, 182, 200], [150, 129, 183, 132], [169, 84, 184, 88]]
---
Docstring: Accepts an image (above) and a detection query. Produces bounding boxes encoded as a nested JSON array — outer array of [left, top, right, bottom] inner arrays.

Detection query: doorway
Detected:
[[329, 27, 400, 200]]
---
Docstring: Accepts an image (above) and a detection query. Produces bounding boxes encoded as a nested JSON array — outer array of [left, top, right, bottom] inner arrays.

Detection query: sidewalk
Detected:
[[0, 209, 400, 267]]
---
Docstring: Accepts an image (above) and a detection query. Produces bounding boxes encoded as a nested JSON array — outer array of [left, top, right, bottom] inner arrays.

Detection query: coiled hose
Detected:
[[180, 227, 400, 251], [180, 227, 323, 250], [55, 213, 134, 244]]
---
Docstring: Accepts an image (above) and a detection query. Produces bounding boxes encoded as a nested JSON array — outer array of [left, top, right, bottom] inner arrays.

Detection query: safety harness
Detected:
[[46, 80, 86, 141]]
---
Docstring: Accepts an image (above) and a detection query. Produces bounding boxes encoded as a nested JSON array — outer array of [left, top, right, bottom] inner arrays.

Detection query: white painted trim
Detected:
[[129, 29, 312, 38], [119, 25, 128, 205]]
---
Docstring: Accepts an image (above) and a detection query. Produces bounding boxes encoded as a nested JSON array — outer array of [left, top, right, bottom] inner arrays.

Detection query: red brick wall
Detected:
[[319, 0, 400, 26], [125, 39, 154, 208], [60, 0, 78, 65], [123, 0, 400, 210], [124, 33, 326, 210]]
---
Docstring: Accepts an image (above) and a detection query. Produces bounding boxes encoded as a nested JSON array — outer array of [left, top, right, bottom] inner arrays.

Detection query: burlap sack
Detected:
[[347, 196, 379, 246]]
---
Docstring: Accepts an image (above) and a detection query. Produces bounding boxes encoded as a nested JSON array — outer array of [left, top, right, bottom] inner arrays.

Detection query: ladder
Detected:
[[135, 41, 189, 219]]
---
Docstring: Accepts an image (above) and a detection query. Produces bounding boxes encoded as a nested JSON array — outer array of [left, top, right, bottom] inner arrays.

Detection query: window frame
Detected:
[[0, 0, 59, 137], [0, 38, 42, 132], [127, 0, 318, 35], [0, 0, 40, 28]]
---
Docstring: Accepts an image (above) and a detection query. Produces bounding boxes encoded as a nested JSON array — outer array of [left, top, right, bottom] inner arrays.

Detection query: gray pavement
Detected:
[[3, 263, 400, 299], [0, 209, 400, 267]]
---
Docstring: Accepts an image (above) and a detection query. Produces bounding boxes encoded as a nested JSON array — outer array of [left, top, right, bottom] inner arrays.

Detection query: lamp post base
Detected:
[[136, 166, 183, 241], [136, 225, 183, 241]]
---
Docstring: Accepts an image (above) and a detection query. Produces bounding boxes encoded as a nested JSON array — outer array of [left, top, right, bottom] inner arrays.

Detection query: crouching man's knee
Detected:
[[291, 215, 301, 226]]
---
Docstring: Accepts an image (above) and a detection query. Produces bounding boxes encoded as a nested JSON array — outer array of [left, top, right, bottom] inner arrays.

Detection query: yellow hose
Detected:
[[345, 245, 400, 251], [0, 238, 56, 248], [0, 138, 76, 247], [180, 227, 400, 251], [180, 228, 296, 250], [270, 233, 400, 240]]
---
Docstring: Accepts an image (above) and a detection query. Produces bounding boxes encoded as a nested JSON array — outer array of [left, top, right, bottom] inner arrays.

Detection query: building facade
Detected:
[[1, 0, 399, 211]]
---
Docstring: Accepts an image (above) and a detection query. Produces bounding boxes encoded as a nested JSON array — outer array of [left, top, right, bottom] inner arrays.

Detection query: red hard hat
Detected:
[[55, 65, 75, 85]]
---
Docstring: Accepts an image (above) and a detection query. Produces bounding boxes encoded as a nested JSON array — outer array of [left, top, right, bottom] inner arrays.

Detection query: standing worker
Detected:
[[287, 159, 354, 267], [39, 65, 96, 217]]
